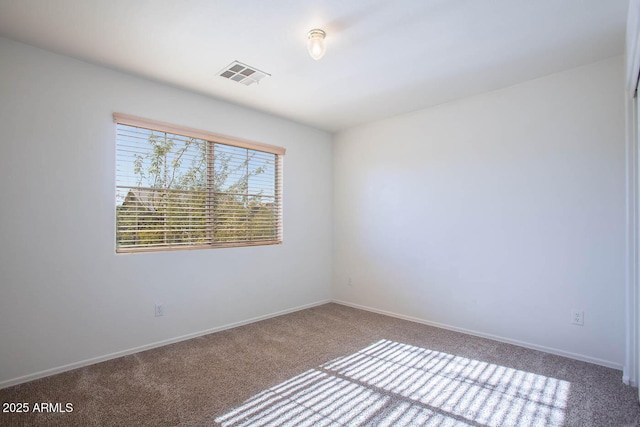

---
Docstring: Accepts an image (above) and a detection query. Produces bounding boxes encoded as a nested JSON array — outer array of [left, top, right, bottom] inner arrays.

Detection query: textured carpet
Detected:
[[1, 303, 639, 426]]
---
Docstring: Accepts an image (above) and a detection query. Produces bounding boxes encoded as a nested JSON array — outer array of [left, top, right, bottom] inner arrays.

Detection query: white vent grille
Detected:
[[218, 61, 270, 86]]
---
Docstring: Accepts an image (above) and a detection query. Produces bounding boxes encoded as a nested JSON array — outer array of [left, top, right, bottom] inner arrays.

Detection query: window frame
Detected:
[[113, 113, 285, 253]]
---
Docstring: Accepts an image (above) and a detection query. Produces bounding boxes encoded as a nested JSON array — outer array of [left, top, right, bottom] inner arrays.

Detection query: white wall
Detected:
[[333, 56, 626, 367], [0, 37, 333, 386]]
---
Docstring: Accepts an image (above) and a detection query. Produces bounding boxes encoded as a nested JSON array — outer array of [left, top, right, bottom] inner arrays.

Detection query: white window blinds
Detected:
[[114, 113, 284, 252]]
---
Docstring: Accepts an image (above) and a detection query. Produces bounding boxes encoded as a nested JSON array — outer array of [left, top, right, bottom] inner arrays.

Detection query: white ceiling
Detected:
[[0, 0, 630, 132]]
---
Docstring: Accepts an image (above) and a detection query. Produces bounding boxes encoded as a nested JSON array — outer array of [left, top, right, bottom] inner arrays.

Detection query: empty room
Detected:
[[2, 0, 640, 425]]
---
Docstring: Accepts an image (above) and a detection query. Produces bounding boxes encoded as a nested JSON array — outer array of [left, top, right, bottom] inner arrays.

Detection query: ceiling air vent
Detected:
[[218, 61, 270, 86]]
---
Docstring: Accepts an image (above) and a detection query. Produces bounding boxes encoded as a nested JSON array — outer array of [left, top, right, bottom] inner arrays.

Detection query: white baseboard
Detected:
[[332, 299, 623, 371], [0, 299, 331, 389], [3, 298, 623, 389]]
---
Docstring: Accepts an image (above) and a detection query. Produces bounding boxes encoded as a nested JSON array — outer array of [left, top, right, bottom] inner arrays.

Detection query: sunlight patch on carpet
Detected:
[[215, 339, 570, 426]]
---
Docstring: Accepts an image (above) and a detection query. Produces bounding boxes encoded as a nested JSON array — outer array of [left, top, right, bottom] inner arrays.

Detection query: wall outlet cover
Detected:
[[571, 310, 584, 326]]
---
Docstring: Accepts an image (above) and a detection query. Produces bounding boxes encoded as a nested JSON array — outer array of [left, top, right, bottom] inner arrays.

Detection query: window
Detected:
[[114, 113, 284, 253]]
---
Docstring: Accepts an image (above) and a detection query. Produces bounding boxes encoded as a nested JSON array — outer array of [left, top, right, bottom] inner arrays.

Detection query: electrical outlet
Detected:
[[155, 303, 164, 317], [571, 310, 584, 326], [347, 277, 353, 287]]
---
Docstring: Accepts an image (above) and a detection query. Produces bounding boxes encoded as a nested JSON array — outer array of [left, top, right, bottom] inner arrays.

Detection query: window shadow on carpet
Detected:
[[215, 339, 570, 426]]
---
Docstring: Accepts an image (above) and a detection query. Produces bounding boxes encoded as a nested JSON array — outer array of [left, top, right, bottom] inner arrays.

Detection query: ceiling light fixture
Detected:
[[307, 29, 326, 60]]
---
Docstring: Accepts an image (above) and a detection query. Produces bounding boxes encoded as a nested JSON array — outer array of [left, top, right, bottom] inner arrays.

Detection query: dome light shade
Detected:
[[307, 29, 326, 60]]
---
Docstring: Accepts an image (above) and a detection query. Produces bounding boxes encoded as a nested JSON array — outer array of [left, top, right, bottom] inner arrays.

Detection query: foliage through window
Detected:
[[114, 114, 284, 252]]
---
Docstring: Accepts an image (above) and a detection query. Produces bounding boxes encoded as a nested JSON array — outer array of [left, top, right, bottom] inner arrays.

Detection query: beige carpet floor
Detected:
[[1, 303, 639, 426]]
